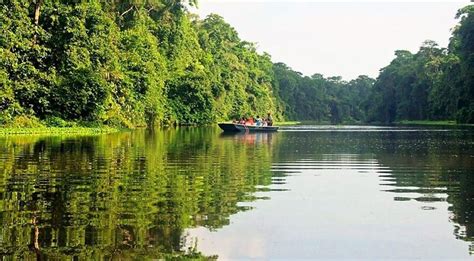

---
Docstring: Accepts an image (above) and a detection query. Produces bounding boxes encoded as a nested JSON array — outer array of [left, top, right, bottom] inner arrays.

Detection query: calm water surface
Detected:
[[0, 125, 473, 259]]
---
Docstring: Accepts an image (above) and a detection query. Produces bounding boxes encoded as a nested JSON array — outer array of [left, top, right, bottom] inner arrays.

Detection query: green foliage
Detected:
[[395, 120, 460, 126], [43, 116, 77, 127], [0, 126, 118, 135], [0, 128, 275, 258], [272, 63, 374, 124], [366, 7, 474, 124], [452, 5, 474, 123], [8, 115, 44, 128], [0, 0, 283, 127], [1, 1, 472, 126], [272, 6, 473, 125]]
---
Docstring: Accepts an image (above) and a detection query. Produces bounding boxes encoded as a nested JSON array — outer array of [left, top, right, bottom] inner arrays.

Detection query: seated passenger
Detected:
[[246, 117, 254, 126], [255, 116, 262, 126], [267, 112, 273, 126]]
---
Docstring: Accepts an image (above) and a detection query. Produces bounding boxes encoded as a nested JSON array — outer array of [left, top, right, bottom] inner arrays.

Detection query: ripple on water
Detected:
[[0, 127, 473, 259]]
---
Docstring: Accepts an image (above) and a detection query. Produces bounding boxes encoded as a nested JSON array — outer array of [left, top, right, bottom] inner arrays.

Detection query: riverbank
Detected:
[[3, 120, 471, 136], [0, 121, 302, 136], [275, 121, 301, 126], [0, 127, 120, 136], [395, 120, 473, 126], [279, 120, 474, 127]]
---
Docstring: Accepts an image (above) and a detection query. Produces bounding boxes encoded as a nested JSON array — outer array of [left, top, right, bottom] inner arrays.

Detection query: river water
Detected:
[[0, 125, 473, 259]]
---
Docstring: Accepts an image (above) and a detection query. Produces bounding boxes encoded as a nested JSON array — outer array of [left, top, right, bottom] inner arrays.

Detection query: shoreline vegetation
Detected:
[[1, 2, 473, 133], [0, 126, 120, 136], [0, 122, 301, 136], [3, 120, 474, 136], [395, 120, 474, 126], [275, 121, 301, 126]]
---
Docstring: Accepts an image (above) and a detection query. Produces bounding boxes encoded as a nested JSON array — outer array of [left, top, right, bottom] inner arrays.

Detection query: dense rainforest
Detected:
[[1, 1, 473, 127], [1, 0, 279, 128], [273, 5, 474, 124]]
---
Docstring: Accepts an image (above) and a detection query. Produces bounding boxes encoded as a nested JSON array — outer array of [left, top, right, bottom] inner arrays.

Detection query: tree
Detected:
[[451, 5, 474, 123]]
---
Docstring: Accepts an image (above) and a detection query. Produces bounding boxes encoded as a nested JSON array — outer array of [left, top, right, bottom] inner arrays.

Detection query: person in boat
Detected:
[[255, 116, 262, 126], [239, 117, 246, 124], [267, 112, 273, 126], [246, 116, 254, 125]]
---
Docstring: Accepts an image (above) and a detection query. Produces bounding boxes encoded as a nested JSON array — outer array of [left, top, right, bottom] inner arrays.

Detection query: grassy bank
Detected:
[[278, 120, 474, 126], [0, 127, 120, 136], [396, 120, 459, 126], [275, 121, 301, 126]]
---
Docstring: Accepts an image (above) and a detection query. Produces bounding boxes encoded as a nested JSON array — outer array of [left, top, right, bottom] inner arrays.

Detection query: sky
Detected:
[[191, 0, 472, 80]]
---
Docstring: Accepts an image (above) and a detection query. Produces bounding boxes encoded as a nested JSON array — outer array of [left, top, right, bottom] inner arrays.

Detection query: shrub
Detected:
[[10, 115, 44, 128], [44, 116, 77, 127]]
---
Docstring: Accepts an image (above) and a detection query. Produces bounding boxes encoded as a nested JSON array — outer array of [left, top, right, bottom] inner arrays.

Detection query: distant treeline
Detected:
[[274, 5, 474, 124], [1, 1, 473, 127]]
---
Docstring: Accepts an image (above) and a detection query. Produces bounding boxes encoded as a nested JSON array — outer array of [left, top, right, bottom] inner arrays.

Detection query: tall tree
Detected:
[[451, 5, 474, 123]]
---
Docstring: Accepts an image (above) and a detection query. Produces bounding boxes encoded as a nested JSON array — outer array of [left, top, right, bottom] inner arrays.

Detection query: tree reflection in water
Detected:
[[274, 128, 474, 256], [0, 127, 473, 258], [0, 128, 277, 259]]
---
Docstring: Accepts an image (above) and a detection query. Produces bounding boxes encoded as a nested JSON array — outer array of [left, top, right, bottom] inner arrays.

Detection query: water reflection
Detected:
[[0, 128, 276, 259], [377, 150, 474, 254], [219, 132, 276, 146], [273, 129, 474, 257], [0, 126, 473, 259]]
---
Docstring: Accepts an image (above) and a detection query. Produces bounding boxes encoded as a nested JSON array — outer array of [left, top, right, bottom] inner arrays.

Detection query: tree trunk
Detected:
[[33, 0, 44, 44]]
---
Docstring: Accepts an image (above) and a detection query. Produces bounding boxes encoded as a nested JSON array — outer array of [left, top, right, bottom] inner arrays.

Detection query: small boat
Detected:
[[218, 123, 279, 132]]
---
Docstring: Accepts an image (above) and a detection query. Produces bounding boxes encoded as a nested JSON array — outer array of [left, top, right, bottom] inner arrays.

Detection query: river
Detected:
[[0, 125, 473, 259]]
